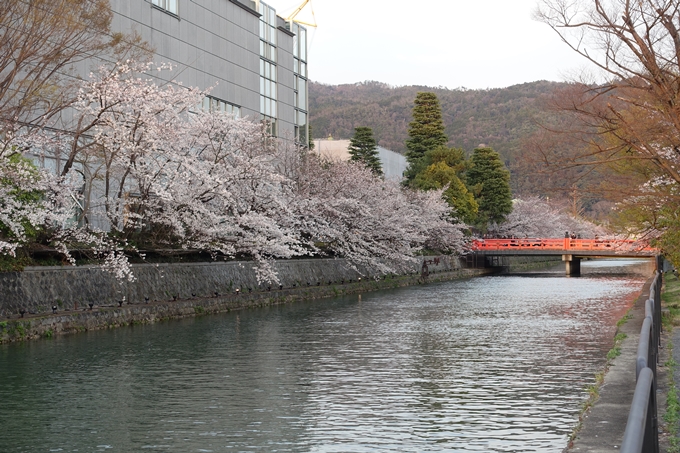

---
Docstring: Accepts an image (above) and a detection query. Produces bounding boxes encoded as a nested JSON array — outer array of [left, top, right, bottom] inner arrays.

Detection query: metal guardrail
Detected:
[[621, 269, 663, 453]]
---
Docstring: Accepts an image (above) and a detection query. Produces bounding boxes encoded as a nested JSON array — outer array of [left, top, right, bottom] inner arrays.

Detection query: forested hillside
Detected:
[[309, 80, 565, 178]]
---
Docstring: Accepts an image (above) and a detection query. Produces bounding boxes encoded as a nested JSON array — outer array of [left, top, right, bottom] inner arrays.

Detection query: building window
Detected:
[[292, 23, 308, 145], [258, 2, 278, 135], [262, 117, 277, 137], [152, 0, 178, 15], [258, 2, 278, 46], [199, 96, 241, 117], [260, 60, 277, 118]]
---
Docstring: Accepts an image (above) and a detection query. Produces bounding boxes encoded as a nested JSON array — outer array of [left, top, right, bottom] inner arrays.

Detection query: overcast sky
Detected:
[[269, 0, 592, 89]]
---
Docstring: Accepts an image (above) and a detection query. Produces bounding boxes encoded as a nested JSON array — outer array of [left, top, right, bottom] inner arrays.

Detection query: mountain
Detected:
[[308, 80, 566, 176]]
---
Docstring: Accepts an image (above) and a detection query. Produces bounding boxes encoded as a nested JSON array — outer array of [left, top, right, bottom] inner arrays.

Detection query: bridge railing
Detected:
[[470, 238, 655, 253], [621, 270, 662, 453]]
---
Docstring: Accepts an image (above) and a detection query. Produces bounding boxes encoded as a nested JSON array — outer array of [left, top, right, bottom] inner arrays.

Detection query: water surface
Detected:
[[0, 259, 652, 452]]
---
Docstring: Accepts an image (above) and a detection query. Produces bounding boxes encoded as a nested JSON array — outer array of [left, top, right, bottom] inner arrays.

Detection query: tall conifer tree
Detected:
[[348, 126, 383, 176], [405, 92, 448, 159], [404, 92, 448, 183], [466, 146, 513, 229]]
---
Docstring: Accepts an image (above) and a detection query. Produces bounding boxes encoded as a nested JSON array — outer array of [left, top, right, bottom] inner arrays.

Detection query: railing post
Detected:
[[652, 272, 662, 338]]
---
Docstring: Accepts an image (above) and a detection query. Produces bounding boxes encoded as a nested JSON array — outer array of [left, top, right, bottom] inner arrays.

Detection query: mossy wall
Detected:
[[0, 256, 463, 317]]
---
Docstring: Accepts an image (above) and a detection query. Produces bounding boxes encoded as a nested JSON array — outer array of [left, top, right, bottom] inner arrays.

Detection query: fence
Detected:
[[621, 268, 663, 453]]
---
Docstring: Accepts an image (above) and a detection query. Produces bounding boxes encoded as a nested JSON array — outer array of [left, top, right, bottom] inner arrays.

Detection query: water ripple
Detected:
[[0, 260, 652, 452]]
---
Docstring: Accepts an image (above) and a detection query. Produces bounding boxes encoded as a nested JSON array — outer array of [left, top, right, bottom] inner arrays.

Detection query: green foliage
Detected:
[[348, 126, 382, 176], [611, 188, 680, 270], [409, 147, 478, 223], [606, 331, 627, 362], [616, 311, 633, 328], [0, 253, 32, 272], [665, 356, 680, 453], [309, 80, 563, 192], [405, 92, 448, 171], [655, 207, 680, 269], [663, 273, 680, 330], [15, 322, 26, 339], [606, 346, 621, 360], [0, 154, 45, 242], [466, 146, 512, 230]]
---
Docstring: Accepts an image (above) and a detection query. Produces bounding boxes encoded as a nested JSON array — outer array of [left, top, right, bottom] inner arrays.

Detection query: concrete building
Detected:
[[312, 139, 408, 180], [108, 0, 309, 143], [24, 0, 310, 231]]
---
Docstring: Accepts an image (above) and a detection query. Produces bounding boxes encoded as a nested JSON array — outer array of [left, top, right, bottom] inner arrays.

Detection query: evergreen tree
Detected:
[[348, 126, 383, 176], [466, 146, 513, 230], [308, 124, 315, 150], [405, 92, 448, 161], [411, 147, 477, 224]]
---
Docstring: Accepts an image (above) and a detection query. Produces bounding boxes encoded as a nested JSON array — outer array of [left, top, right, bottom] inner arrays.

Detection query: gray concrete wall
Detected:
[[378, 146, 407, 180], [110, 0, 262, 118], [0, 256, 462, 317]]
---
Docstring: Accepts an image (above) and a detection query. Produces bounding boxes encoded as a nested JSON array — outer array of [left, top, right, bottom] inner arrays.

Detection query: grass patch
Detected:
[[606, 333, 628, 360], [617, 311, 633, 328], [666, 354, 680, 453], [664, 273, 680, 325], [663, 272, 680, 452]]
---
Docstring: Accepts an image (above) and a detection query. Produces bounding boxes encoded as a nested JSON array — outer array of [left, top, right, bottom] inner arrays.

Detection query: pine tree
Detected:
[[348, 126, 383, 176], [405, 92, 448, 161], [466, 146, 513, 230]]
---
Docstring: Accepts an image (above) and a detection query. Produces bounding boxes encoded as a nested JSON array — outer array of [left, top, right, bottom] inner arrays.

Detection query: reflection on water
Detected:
[[0, 260, 651, 452]]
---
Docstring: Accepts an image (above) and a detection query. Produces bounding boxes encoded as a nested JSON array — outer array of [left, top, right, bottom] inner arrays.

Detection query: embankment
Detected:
[[0, 255, 560, 343]]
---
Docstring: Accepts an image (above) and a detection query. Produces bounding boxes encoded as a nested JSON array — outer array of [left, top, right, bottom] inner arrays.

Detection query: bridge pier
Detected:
[[562, 255, 581, 276]]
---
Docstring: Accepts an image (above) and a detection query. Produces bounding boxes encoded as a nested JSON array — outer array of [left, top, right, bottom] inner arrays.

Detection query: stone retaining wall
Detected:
[[0, 266, 488, 343], [0, 255, 564, 344], [0, 256, 462, 317], [505, 255, 563, 272]]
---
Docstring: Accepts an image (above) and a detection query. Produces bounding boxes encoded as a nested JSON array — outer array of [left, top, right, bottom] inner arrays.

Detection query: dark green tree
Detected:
[[405, 92, 448, 158], [348, 126, 383, 176], [466, 146, 513, 230], [308, 124, 315, 150]]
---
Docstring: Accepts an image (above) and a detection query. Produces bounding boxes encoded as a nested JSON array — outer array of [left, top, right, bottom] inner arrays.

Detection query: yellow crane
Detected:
[[285, 0, 317, 28]]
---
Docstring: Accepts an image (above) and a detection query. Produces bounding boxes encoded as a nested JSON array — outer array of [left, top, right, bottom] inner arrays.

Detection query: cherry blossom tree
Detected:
[[488, 196, 607, 238], [281, 148, 466, 275], [65, 62, 306, 282], [0, 143, 136, 280], [2, 61, 468, 283]]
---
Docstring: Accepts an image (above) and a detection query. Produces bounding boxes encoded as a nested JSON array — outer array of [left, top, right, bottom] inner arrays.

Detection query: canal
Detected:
[[0, 259, 653, 452]]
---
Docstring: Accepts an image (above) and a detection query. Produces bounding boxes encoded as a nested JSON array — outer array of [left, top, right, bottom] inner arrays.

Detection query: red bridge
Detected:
[[468, 238, 658, 275]]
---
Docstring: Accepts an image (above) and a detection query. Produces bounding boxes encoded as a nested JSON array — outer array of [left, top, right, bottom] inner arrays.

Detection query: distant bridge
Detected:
[[468, 238, 658, 275]]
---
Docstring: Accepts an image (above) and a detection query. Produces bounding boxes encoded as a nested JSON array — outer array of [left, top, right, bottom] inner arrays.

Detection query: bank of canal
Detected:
[[0, 259, 652, 452], [0, 267, 489, 344]]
